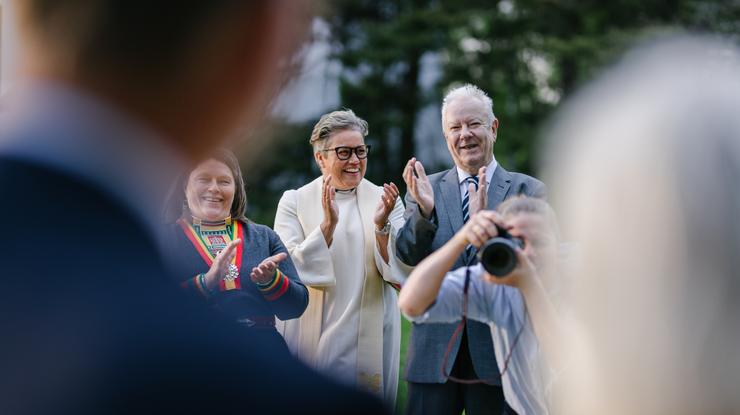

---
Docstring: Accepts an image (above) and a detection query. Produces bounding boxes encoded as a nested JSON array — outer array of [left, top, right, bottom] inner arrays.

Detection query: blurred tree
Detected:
[[243, 0, 740, 225], [324, 0, 451, 183], [323, 0, 740, 176]]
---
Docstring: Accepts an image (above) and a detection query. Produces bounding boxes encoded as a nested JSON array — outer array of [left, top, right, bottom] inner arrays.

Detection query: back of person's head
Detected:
[[15, 0, 309, 159], [17, 1, 294, 82], [19, 2, 248, 77], [545, 36, 740, 414]]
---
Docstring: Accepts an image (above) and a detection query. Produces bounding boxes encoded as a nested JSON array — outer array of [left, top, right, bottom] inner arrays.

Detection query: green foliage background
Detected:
[[245, 0, 740, 228]]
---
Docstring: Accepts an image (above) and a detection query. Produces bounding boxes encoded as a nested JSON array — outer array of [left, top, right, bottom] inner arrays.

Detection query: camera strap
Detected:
[[440, 265, 528, 384]]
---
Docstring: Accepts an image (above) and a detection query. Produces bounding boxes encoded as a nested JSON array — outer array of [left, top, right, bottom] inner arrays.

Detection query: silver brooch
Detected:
[[224, 263, 240, 281]]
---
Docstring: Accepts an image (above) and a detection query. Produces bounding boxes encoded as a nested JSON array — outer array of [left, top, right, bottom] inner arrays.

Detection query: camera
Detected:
[[477, 226, 524, 277]]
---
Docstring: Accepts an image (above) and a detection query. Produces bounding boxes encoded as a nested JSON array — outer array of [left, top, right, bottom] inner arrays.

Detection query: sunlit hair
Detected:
[[544, 36, 740, 414], [309, 109, 368, 153], [17, 1, 271, 82], [164, 149, 248, 223], [497, 196, 560, 239], [441, 83, 496, 128]]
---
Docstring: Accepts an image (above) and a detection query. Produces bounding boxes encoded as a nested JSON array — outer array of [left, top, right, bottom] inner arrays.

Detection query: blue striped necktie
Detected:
[[461, 176, 479, 223]]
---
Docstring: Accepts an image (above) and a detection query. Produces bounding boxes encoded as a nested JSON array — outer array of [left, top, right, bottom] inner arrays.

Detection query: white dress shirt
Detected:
[[455, 157, 498, 199]]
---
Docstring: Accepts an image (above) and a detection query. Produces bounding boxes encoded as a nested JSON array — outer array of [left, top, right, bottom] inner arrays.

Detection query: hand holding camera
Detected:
[[457, 210, 543, 283], [457, 211, 524, 278], [478, 212, 558, 293], [456, 210, 502, 248]]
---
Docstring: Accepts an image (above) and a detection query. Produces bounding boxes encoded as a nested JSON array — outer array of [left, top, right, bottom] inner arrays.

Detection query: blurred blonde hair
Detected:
[[497, 196, 560, 238], [544, 36, 740, 414]]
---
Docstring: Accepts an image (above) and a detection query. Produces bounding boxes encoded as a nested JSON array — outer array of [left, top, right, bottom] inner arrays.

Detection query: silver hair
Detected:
[[309, 109, 368, 152], [441, 83, 496, 127]]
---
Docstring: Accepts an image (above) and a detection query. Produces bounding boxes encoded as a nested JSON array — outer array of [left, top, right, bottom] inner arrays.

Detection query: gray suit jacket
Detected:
[[396, 164, 546, 383]]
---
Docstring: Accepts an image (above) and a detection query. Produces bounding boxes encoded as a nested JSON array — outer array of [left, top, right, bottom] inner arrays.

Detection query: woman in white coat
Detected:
[[274, 109, 408, 406]]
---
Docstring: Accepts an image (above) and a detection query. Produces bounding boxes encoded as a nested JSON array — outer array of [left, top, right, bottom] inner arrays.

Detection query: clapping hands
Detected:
[[374, 182, 400, 230], [320, 175, 339, 246], [468, 166, 488, 217], [402, 157, 434, 218], [203, 239, 242, 290], [250, 252, 288, 285]]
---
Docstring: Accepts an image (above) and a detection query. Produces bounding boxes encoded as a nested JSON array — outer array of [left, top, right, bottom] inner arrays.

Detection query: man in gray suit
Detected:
[[396, 84, 545, 415]]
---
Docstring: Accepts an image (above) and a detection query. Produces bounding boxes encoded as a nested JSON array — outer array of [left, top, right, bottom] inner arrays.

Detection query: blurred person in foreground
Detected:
[[399, 197, 562, 415], [165, 150, 307, 352], [274, 109, 409, 406], [396, 84, 546, 415], [544, 36, 740, 414], [0, 1, 387, 414]]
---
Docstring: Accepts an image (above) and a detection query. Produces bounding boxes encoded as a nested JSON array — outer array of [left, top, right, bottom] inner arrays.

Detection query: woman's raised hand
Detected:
[[374, 182, 400, 230], [320, 175, 339, 246], [250, 252, 288, 285]]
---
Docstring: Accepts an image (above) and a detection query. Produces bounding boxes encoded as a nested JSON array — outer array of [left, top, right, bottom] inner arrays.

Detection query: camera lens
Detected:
[[477, 228, 524, 277]]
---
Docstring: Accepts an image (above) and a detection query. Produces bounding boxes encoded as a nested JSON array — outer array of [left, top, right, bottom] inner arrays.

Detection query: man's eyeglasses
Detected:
[[322, 145, 371, 160]]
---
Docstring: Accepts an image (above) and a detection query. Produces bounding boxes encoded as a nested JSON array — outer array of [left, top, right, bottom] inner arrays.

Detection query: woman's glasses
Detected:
[[322, 145, 371, 160]]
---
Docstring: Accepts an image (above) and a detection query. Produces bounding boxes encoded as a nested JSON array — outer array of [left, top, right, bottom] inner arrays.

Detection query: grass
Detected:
[[395, 316, 411, 414]]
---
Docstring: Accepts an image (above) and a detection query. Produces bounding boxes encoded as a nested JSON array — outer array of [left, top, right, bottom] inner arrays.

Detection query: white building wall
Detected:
[[0, 0, 19, 95]]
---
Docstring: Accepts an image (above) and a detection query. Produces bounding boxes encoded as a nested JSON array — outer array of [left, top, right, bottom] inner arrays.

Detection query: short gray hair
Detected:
[[441, 83, 496, 127], [309, 109, 369, 152]]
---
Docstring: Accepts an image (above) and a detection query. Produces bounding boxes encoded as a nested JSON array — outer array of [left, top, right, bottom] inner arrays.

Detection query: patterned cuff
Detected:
[[180, 273, 212, 299], [257, 269, 290, 301]]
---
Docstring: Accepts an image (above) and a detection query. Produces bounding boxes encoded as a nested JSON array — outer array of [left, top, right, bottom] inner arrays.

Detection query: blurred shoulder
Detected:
[[505, 169, 547, 198], [0, 156, 149, 236]]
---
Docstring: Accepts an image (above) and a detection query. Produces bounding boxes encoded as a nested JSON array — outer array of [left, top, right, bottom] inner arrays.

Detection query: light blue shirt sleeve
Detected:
[[405, 263, 521, 326], [404, 263, 548, 415]]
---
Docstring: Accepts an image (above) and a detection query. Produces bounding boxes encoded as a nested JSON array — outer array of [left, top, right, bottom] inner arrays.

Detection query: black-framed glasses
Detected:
[[322, 145, 371, 160]]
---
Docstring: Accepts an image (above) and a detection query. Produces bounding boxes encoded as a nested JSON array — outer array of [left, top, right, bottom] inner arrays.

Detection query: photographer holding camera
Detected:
[[397, 84, 546, 415], [399, 197, 563, 415]]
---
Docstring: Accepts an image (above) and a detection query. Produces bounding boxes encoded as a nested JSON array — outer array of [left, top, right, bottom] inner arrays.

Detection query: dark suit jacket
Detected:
[[0, 161, 387, 413], [396, 165, 546, 384]]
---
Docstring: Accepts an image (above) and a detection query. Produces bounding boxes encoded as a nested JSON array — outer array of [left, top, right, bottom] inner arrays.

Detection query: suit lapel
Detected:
[[438, 168, 464, 236], [487, 165, 512, 210]]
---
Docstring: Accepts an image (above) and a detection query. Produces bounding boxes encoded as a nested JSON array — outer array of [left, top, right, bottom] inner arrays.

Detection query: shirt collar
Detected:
[[456, 157, 497, 185]]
